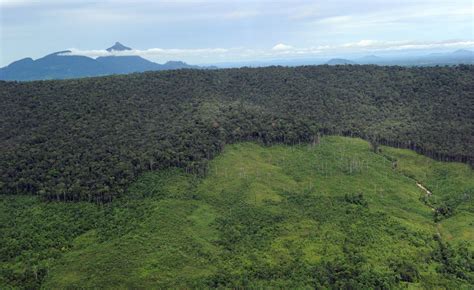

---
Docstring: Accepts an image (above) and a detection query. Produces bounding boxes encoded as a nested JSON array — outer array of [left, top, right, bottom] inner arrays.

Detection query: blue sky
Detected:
[[0, 0, 473, 66]]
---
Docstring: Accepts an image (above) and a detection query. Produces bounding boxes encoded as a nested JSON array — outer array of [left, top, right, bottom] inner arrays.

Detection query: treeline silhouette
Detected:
[[1, 65, 473, 202]]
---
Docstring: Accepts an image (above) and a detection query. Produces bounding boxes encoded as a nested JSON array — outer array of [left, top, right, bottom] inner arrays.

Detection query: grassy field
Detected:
[[1, 136, 473, 288], [383, 146, 474, 247]]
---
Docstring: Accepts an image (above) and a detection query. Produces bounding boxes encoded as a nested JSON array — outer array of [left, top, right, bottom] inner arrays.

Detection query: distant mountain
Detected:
[[321, 50, 473, 67], [410, 49, 474, 66], [360, 50, 474, 66], [106, 42, 132, 52], [96, 55, 160, 74], [211, 49, 474, 68], [326, 58, 357, 65], [451, 49, 474, 57], [162, 60, 201, 70], [0, 42, 208, 81]]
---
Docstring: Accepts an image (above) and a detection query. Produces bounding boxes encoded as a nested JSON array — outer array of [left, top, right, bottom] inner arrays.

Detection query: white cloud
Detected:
[[0, 0, 34, 7], [221, 10, 260, 20], [342, 40, 379, 48], [61, 47, 235, 63], [60, 39, 474, 64], [339, 39, 474, 51], [310, 2, 473, 31], [0, 0, 69, 7], [285, 39, 474, 57], [272, 43, 294, 51], [64, 47, 229, 58], [317, 15, 352, 25]]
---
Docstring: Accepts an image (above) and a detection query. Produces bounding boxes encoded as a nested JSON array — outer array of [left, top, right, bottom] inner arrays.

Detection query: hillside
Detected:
[[1, 65, 473, 203], [1, 137, 472, 288]]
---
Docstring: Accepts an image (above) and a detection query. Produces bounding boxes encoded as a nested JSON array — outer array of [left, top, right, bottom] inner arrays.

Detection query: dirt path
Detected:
[[380, 153, 441, 236], [416, 182, 432, 196], [416, 182, 435, 211], [416, 181, 441, 236]]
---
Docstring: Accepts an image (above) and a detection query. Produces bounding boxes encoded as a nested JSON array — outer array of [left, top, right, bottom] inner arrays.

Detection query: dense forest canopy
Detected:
[[1, 65, 473, 202]]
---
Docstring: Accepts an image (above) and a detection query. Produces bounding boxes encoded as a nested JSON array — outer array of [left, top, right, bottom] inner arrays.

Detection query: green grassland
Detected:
[[1, 136, 473, 288], [383, 146, 474, 247]]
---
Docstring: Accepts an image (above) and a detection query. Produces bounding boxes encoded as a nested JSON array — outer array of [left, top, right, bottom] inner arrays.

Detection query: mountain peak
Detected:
[[452, 49, 473, 55], [106, 42, 132, 52]]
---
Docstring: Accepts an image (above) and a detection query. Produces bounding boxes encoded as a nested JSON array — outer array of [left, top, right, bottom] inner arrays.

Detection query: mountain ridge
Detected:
[[2, 44, 473, 81], [0, 42, 208, 81]]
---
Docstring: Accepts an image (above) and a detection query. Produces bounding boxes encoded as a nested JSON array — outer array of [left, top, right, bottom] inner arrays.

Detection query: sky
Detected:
[[0, 0, 473, 66]]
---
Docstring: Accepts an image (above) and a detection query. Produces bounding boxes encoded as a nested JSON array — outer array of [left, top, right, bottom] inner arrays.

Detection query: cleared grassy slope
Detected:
[[383, 146, 474, 248], [1, 137, 472, 288]]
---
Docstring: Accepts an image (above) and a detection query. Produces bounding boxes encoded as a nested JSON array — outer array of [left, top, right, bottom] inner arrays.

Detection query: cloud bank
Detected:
[[62, 39, 474, 64]]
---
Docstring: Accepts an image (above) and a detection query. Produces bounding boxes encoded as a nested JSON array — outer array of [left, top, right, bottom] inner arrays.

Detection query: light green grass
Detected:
[[1, 136, 472, 288], [382, 145, 474, 248]]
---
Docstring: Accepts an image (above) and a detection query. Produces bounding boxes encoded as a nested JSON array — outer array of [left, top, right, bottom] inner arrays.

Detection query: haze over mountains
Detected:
[[0, 42, 207, 81], [230, 49, 474, 68], [355, 49, 474, 65], [0, 42, 473, 81]]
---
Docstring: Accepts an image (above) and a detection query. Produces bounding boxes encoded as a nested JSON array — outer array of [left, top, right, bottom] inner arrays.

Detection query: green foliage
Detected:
[[1, 137, 472, 288], [390, 260, 420, 282], [344, 192, 368, 207], [432, 236, 474, 283], [383, 145, 474, 246], [1, 65, 473, 201], [434, 203, 455, 222], [0, 196, 101, 288]]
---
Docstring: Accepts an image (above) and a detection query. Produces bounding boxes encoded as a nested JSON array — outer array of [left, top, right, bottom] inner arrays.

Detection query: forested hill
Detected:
[[1, 65, 473, 202]]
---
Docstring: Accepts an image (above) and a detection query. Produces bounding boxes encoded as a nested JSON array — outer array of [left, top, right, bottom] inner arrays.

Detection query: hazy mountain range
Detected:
[[352, 49, 474, 66], [215, 49, 474, 68], [0, 42, 212, 81], [1, 43, 473, 81]]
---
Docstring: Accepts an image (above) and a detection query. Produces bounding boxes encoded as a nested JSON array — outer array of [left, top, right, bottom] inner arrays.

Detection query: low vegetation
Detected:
[[1, 137, 472, 288]]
